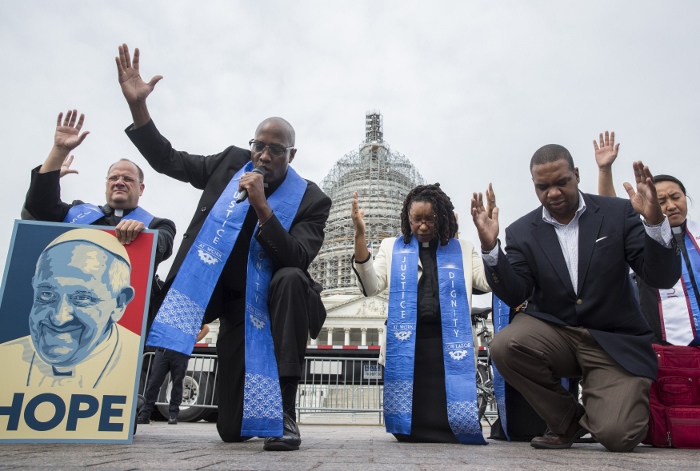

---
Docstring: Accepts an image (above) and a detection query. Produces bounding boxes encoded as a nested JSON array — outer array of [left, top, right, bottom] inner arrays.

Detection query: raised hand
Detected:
[[593, 131, 619, 169], [39, 111, 89, 174], [623, 161, 664, 225], [54, 110, 89, 152], [351, 191, 366, 235], [471, 187, 500, 251], [115, 44, 162, 127], [352, 191, 370, 261], [485, 182, 497, 219], [60, 155, 79, 178], [115, 43, 162, 105]]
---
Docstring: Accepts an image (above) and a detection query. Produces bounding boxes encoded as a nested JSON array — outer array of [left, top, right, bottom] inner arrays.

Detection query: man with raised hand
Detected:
[[24, 110, 175, 271], [115, 43, 330, 450], [24, 110, 176, 338], [471, 145, 680, 452]]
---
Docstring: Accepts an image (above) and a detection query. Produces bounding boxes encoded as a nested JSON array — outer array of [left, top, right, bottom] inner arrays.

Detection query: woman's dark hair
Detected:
[[654, 174, 692, 205], [400, 183, 457, 246], [653, 174, 686, 195]]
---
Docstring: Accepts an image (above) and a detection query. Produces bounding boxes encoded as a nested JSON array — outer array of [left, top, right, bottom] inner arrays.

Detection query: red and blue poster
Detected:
[[0, 221, 156, 443]]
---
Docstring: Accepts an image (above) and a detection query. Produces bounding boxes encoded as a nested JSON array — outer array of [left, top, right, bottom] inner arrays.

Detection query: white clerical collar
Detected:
[[114, 209, 124, 217], [421, 242, 430, 247]]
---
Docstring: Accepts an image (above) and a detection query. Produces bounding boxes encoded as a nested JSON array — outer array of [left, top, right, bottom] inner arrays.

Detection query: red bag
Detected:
[[643, 344, 700, 448]]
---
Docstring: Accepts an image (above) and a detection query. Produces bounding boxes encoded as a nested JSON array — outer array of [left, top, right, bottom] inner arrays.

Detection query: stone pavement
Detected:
[[0, 422, 697, 470]]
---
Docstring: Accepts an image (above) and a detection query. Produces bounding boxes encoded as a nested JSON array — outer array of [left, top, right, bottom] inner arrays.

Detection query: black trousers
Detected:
[[393, 335, 460, 443], [216, 267, 326, 442], [141, 348, 190, 418]]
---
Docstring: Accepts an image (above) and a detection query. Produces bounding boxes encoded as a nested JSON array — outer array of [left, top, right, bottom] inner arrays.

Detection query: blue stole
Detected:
[[384, 237, 419, 436], [385, 236, 486, 444], [491, 295, 510, 441], [241, 170, 306, 437], [64, 204, 155, 226], [147, 161, 306, 437], [681, 224, 700, 343]]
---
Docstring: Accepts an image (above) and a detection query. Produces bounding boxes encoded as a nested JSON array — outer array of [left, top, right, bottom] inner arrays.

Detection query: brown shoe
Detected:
[[530, 407, 587, 449]]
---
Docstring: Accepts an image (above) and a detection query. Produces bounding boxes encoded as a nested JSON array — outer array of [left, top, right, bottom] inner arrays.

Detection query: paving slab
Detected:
[[0, 422, 698, 470]]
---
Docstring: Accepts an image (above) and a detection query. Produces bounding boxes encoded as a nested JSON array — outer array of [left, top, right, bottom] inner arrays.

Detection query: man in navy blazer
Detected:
[[471, 144, 680, 452]]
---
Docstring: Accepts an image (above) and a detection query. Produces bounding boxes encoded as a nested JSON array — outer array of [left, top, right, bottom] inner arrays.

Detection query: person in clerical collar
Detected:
[[23, 109, 175, 268], [351, 183, 491, 444], [0, 229, 141, 388], [595, 131, 699, 347]]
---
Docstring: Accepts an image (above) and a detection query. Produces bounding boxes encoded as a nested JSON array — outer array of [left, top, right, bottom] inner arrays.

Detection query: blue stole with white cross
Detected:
[[385, 236, 486, 444], [147, 161, 306, 437], [492, 294, 510, 441], [64, 204, 154, 226]]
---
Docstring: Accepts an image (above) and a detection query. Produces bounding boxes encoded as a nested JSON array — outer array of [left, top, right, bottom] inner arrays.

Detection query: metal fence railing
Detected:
[[297, 356, 384, 424], [139, 352, 219, 422], [140, 352, 496, 424]]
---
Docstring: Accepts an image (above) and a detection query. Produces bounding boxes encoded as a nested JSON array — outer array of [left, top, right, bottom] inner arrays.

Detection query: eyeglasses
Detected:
[[107, 175, 141, 184], [249, 139, 294, 157], [408, 214, 436, 228]]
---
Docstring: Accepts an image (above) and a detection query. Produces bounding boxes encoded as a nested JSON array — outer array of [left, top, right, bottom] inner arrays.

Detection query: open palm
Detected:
[[624, 161, 664, 225], [593, 131, 619, 168], [54, 110, 88, 151], [116, 44, 162, 104]]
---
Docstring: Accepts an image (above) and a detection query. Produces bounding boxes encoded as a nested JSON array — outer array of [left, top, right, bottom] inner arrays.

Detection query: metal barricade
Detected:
[[140, 352, 219, 422], [140, 352, 492, 425], [297, 356, 384, 425]]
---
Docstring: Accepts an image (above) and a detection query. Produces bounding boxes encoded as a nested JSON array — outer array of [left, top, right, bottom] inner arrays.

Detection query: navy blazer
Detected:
[[486, 193, 680, 379]]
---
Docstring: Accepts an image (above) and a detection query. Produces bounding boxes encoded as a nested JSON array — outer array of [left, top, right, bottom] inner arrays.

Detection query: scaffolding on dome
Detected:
[[309, 111, 425, 295]]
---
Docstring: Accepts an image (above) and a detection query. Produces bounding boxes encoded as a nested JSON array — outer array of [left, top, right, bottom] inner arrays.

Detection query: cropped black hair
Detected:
[[530, 144, 575, 172]]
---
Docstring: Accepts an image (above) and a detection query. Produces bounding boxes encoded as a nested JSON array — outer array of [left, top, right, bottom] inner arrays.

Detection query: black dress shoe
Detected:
[[136, 416, 150, 425], [168, 417, 178, 425], [263, 413, 301, 451], [531, 407, 587, 449]]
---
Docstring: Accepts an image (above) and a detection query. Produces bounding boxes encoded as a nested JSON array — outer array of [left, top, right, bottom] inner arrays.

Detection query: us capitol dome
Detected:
[[308, 110, 424, 347]]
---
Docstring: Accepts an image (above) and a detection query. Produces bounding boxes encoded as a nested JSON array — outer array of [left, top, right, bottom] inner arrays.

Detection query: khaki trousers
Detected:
[[490, 314, 652, 452]]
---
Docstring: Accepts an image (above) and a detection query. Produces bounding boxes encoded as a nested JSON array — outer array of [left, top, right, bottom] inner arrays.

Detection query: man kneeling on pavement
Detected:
[[471, 144, 680, 452]]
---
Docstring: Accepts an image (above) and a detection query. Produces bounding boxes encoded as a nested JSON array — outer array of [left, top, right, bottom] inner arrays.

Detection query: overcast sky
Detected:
[[1, 1, 699, 290]]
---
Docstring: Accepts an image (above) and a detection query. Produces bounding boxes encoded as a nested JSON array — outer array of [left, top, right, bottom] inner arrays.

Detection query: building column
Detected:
[[310, 336, 318, 346], [361, 327, 367, 346], [344, 327, 351, 346], [378, 327, 385, 350], [326, 327, 334, 346]]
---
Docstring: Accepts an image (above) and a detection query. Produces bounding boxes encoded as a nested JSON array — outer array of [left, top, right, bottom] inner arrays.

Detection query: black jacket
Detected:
[[24, 166, 176, 271], [125, 119, 331, 320]]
